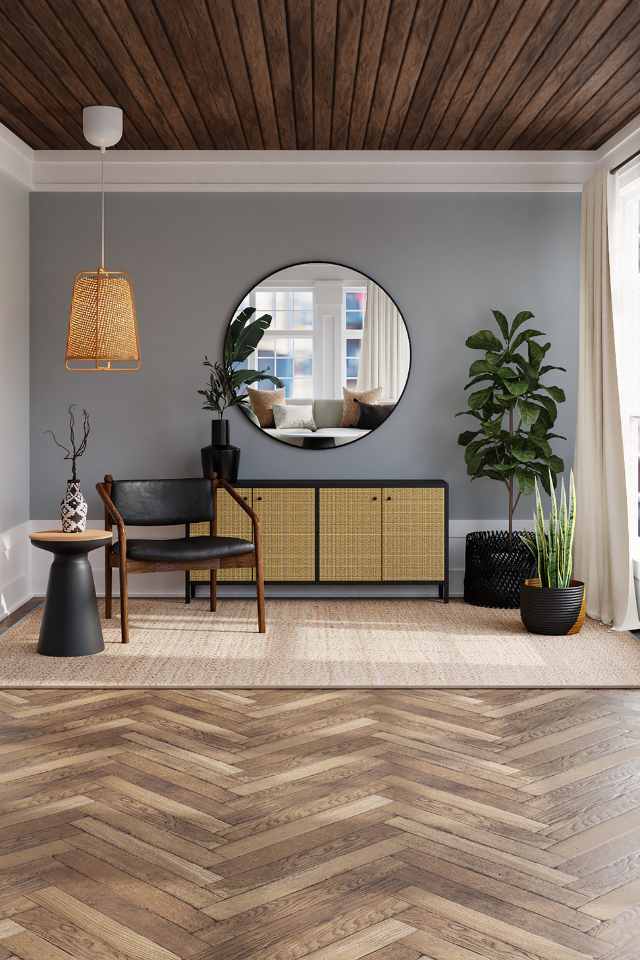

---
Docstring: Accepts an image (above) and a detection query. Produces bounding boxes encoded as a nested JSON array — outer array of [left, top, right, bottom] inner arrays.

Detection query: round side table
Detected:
[[30, 530, 112, 657]]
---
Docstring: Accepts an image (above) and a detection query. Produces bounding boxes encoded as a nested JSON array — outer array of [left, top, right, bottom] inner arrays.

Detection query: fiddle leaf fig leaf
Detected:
[[492, 310, 509, 341], [504, 379, 528, 397], [510, 310, 535, 337], [468, 387, 492, 410], [465, 329, 503, 352], [518, 399, 540, 427]]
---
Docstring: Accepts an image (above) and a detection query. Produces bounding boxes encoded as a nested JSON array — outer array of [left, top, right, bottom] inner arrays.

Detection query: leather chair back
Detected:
[[110, 478, 214, 526]]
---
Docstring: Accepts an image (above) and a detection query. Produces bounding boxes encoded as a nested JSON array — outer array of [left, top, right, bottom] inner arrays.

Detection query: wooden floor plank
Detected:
[[0, 688, 637, 958]]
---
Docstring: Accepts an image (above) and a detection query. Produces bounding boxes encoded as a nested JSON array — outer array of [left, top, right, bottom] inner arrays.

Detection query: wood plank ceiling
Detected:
[[0, 0, 639, 150]]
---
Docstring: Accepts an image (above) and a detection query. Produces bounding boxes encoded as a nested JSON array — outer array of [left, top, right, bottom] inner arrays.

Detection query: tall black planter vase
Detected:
[[464, 531, 535, 609], [201, 418, 240, 483]]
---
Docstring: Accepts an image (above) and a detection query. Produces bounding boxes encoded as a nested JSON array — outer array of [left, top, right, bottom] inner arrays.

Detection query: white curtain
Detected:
[[357, 281, 410, 400], [574, 169, 639, 629]]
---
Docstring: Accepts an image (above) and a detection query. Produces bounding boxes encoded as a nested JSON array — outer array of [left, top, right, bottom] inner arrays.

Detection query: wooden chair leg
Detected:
[[105, 548, 112, 619], [210, 569, 217, 612], [255, 554, 266, 633], [119, 560, 130, 644]]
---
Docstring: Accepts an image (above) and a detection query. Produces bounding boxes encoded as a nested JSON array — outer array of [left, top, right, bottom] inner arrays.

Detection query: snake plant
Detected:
[[522, 471, 576, 588]]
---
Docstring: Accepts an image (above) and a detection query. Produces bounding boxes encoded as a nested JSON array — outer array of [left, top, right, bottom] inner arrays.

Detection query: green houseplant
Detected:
[[457, 309, 567, 608], [520, 471, 585, 634], [198, 306, 283, 481]]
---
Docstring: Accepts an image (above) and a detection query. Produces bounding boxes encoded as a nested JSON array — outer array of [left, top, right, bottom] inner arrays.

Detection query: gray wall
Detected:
[[30, 192, 579, 524], [0, 170, 29, 532]]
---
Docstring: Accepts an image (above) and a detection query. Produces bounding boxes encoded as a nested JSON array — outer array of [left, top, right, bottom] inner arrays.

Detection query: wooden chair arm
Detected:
[[216, 477, 260, 527], [96, 482, 127, 545]]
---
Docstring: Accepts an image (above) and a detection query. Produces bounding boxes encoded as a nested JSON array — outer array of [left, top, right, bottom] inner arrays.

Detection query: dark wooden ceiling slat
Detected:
[[414, 0, 500, 149], [105, 0, 197, 147], [462, 0, 578, 148], [554, 56, 640, 150], [0, 82, 54, 147], [565, 75, 640, 149], [331, 0, 365, 149], [498, 0, 628, 148], [9, 0, 147, 146], [151, 0, 236, 147], [0, 36, 83, 146], [27, 0, 162, 146], [286, 0, 313, 149], [0, 7, 86, 138], [347, 0, 391, 149], [232, 0, 281, 147], [0, 0, 639, 150], [429, 0, 524, 149], [260, 0, 297, 148], [493, 0, 630, 148], [447, 0, 550, 149], [396, 0, 470, 149], [377, 0, 442, 149], [521, 5, 640, 149], [78, 0, 185, 147], [313, 0, 338, 148], [209, 0, 264, 150]]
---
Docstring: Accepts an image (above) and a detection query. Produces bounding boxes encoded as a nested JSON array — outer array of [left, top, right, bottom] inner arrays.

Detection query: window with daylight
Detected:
[[248, 288, 314, 399], [343, 288, 366, 389]]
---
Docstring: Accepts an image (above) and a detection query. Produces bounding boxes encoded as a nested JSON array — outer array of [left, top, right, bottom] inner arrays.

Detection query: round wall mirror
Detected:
[[226, 262, 411, 450]]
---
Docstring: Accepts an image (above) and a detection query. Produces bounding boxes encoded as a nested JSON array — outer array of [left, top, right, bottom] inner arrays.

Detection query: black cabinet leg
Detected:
[[185, 572, 191, 604]]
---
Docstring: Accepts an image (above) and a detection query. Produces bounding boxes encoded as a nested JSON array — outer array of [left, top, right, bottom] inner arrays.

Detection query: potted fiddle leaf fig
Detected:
[[457, 309, 566, 608], [520, 471, 585, 635], [198, 306, 283, 481]]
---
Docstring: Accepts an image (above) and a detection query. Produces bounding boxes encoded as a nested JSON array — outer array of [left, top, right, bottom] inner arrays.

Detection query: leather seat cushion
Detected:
[[113, 536, 254, 564]]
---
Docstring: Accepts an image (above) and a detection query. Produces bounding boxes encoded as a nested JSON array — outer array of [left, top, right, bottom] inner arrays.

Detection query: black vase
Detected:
[[211, 419, 230, 447], [202, 418, 240, 483], [464, 531, 536, 609]]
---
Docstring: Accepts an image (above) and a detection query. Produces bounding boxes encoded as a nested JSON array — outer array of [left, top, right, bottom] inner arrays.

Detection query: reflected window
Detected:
[[343, 287, 365, 388], [248, 287, 314, 399]]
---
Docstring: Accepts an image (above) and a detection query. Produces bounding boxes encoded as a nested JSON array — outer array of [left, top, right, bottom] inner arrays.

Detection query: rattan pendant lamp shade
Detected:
[[65, 106, 140, 372]]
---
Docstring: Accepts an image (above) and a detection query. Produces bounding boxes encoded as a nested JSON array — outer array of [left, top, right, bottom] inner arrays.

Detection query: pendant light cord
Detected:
[[99, 146, 106, 269]]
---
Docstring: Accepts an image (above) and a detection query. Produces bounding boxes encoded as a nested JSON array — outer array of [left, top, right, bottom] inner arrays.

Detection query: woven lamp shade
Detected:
[[65, 267, 140, 371]]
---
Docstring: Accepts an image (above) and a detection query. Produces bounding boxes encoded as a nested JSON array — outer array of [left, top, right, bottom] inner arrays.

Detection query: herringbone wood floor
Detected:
[[1, 689, 639, 959]]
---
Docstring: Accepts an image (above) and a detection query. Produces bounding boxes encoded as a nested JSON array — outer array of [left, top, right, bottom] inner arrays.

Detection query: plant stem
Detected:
[[508, 407, 514, 535]]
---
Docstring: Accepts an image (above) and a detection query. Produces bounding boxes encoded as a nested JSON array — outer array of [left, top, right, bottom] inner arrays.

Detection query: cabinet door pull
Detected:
[[386, 496, 392, 501], [256, 496, 263, 501], [372, 496, 378, 501]]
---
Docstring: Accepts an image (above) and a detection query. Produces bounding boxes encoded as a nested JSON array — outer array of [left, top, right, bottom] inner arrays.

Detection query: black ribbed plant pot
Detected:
[[200, 418, 241, 482], [520, 579, 586, 635], [464, 531, 536, 609]]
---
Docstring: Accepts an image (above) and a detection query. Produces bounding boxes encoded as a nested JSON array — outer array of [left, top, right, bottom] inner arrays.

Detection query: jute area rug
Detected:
[[0, 598, 637, 687]]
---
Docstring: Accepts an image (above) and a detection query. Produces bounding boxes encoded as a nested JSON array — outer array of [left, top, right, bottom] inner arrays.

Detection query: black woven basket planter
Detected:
[[464, 531, 536, 609]]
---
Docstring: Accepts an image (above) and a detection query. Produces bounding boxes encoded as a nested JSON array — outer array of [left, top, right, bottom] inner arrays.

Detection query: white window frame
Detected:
[[342, 285, 366, 390], [244, 285, 317, 399]]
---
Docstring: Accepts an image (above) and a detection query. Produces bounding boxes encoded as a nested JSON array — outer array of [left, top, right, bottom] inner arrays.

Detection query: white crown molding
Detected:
[[597, 114, 640, 173], [31, 148, 596, 193], [0, 122, 33, 189]]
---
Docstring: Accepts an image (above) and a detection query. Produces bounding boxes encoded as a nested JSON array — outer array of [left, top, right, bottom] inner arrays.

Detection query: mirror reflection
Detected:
[[227, 262, 410, 449]]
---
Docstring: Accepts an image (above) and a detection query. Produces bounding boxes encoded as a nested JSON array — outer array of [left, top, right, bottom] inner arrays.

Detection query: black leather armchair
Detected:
[[97, 475, 265, 642]]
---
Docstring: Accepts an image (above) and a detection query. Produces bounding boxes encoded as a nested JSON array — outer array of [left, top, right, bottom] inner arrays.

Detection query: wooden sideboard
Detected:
[[189, 480, 448, 599]]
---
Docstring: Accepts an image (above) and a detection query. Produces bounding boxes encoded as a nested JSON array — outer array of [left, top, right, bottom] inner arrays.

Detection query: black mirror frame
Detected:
[[226, 260, 412, 451]]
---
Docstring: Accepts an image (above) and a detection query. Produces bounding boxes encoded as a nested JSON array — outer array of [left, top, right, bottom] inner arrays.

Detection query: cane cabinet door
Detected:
[[319, 488, 382, 581], [253, 487, 315, 581], [382, 487, 445, 581], [217, 487, 253, 581], [190, 487, 253, 582]]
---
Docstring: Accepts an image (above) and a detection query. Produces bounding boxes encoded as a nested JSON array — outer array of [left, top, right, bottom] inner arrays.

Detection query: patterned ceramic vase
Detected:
[[60, 480, 88, 533]]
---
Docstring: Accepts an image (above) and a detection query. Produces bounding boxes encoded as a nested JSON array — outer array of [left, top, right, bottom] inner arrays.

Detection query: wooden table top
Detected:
[[30, 529, 112, 543]]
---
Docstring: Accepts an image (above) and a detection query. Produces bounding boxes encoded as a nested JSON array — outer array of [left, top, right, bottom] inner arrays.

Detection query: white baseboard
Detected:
[[0, 521, 32, 618], [25, 518, 524, 604]]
